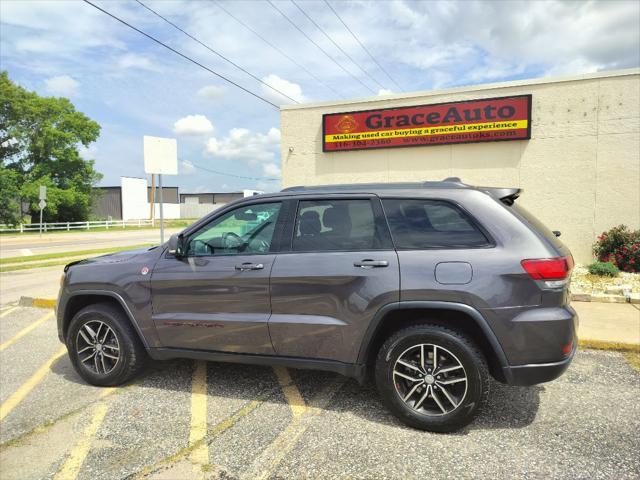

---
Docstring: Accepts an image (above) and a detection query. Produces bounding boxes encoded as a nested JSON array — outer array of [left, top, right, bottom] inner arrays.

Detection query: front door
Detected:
[[269, 197, 400, 364], [150, 201, 282, 354]]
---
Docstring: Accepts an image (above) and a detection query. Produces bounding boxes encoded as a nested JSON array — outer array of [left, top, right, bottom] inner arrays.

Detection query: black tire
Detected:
[[375, 324, 489, 433], [66, 302, 147, 386]]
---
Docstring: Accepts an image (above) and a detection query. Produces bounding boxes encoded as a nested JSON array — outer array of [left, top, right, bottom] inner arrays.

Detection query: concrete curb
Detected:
[[570, 292, 639, 304], [19, 296, 56, 309], [578, 339, 639, 353]]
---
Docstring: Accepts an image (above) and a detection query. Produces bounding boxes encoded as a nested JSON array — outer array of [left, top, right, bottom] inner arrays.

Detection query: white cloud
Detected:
[[206, 127, 280, 165], [262, 162, 281, 177], [377, 89, 394, 96], [381, 0, 639, 81], [173, 115, 214, 136], [197, 85, 226, 101], [117, 53, 158, 71], [1, 0, 125, 55], [78, 143, 97, 159], [44, 75, 79, 97], [180, 160, 196, 175], [261, 74, 305, 104]]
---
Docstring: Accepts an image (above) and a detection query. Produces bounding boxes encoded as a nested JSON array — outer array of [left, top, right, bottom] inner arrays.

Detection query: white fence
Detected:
[[0, 219, 155, 234]]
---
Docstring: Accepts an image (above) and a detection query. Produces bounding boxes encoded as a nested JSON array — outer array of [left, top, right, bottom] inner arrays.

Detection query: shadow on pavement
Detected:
[[51, 356, 541, 433]]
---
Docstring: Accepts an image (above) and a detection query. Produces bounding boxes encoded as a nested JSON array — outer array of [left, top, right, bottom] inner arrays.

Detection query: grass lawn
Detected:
[[0, 243, 155, 272]]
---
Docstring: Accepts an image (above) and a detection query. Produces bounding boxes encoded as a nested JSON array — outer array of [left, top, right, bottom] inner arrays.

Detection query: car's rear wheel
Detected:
[[66, 303, 147, 386], [375, 324, 489, 432]]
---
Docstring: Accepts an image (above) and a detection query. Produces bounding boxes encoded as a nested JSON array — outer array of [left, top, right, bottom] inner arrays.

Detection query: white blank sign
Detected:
[[143, 136, 177, 175]]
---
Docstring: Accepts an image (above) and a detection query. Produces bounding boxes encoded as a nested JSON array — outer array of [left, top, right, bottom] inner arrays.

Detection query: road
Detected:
[[0, 305, 639, 479], [0, 228, 183, 259]]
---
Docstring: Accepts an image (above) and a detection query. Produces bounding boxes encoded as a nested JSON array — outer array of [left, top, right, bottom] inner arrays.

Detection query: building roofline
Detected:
[[180, 192, 245, 195], [280, 67, 640, 111]]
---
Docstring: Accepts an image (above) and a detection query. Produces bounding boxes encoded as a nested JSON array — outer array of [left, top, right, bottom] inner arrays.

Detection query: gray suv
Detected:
[[57, 178, 577, 432]]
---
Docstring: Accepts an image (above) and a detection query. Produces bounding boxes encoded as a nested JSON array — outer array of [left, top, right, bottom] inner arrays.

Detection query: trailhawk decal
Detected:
[[322, 95, 531, 152]]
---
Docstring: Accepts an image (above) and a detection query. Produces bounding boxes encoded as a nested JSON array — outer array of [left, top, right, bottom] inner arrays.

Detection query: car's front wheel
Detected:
[[375, 324, 489, 432], [66, 303, 147, 386]]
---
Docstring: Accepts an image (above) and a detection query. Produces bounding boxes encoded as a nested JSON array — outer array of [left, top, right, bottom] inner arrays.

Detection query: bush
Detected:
[[593, 225, 640, 273], [587, 261, 620, 277]]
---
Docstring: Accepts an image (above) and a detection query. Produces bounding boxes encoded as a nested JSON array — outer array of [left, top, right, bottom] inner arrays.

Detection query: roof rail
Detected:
[[282, 177, 467, 192], [281, 178, 522, 203]]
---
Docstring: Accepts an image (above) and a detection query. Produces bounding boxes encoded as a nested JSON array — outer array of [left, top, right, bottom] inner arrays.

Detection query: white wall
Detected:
[[120, 176, 180, 220], [180, 203, 225, 219], [121, 177, 149, 221]]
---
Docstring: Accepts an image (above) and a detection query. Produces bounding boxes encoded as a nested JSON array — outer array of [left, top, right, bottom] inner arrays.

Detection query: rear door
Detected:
[[381, 197, 493, 304], [269, 196, 400, 364], [150, 201, 285, 354]]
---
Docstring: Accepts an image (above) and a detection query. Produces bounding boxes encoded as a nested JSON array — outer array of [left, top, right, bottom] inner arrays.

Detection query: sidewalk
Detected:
[[573, 302, 640, 345]]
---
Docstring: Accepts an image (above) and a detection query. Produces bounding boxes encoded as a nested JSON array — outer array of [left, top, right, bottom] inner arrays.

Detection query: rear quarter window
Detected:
[[509, 204, 565, 249], [382, 199, 491, 249]]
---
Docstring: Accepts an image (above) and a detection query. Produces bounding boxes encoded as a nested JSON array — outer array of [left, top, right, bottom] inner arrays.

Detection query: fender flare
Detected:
[[61, 289, 150, 349], [356, 301, 511, 381]]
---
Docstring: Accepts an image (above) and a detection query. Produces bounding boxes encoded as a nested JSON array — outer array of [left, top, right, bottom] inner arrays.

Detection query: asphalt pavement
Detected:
[[0, 305, 639, 480]]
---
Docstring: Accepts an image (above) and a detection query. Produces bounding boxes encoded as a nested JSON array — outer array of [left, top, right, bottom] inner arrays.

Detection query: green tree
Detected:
[[0, 71, 102, 224]]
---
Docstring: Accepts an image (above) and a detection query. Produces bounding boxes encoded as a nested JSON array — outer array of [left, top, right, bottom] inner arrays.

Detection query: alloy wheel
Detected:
[[76, 320, 120, 375], [392, 343, 468, 416]]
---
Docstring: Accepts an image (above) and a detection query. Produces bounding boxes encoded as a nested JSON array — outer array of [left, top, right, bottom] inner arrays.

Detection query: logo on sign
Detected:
[[336, 115, 358, 133]]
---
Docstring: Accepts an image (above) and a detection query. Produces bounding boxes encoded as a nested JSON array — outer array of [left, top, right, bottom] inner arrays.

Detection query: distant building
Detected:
[[180, 190, 262, 205], [91, 178, 263, 220]]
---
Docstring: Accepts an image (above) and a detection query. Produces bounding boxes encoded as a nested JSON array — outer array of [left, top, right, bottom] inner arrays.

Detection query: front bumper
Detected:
[[502, 343, 576, 386]]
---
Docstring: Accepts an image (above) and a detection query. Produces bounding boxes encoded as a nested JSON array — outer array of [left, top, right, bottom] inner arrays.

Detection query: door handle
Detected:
[[235, 262, 264, 271], [354, 259, 389, 268]]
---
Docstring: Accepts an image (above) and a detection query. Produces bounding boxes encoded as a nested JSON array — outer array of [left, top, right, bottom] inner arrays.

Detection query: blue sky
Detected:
[[1, 0, 639, 193]]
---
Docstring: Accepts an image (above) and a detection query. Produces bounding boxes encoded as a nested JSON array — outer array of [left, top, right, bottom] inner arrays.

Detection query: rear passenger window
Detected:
[[382, 199, 490, 249], [293, 199, 388, 251]]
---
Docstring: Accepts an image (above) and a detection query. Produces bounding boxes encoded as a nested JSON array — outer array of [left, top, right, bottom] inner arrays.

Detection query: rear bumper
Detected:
[[502, 343, 576, 386]]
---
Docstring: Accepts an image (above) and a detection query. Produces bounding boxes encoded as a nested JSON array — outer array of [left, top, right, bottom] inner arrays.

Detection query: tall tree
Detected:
[[0, 71, 102, 224]]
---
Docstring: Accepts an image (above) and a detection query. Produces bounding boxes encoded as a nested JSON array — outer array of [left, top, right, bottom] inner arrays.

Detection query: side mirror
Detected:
[[168, 233, 185, 257]]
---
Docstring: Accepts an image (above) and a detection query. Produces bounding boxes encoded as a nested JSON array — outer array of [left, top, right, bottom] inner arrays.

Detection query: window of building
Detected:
[[382, 199, 490, 249]]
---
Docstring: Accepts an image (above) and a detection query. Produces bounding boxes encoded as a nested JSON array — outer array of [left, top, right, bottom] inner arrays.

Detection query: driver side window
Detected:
[[186, 202, 281, 256]]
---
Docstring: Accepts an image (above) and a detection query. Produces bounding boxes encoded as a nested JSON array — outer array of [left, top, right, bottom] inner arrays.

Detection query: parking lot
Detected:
[[0, 305, 639, 480]]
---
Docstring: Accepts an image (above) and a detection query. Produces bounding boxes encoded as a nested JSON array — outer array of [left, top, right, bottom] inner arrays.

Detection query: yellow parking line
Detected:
[[0, 311, 54, 352], [54, 388, 115, 480], [132, 396, 264, 479], [0, 345, 66, 421], [242, 377, 345, 480], [272, 366, 306, 418], [189, 361, 209, 471], [0, 306, 19, 318]]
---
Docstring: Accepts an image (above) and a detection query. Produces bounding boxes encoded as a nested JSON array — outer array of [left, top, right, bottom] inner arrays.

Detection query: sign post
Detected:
[[143, 136, 177, 244], [38, 186, 46, 238]]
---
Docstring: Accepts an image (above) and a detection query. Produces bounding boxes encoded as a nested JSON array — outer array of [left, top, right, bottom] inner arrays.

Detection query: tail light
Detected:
[[521, 256, 574, 287]]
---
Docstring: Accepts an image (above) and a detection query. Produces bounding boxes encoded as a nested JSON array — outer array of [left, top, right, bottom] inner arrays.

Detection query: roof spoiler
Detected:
[[483, 187, 522, 205]]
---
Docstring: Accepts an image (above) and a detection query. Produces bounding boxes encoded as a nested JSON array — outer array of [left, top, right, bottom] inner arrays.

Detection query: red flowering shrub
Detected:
[[593, 225, 640, 273]]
